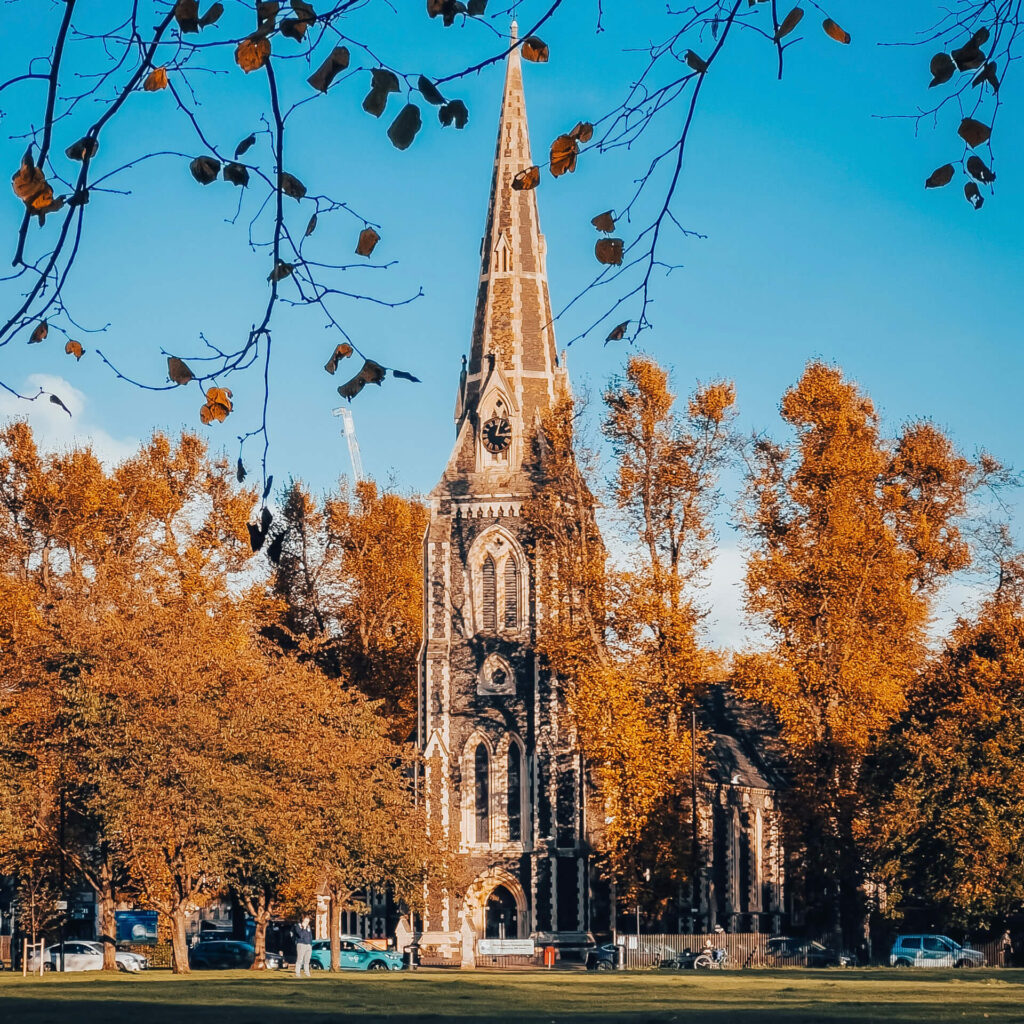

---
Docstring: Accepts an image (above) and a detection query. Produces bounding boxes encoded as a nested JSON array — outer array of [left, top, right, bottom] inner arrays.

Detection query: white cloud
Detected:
[[0, 374, 138, 465]]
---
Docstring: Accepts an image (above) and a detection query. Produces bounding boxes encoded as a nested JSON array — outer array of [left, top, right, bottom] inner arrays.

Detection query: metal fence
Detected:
[[619, 933, 770, 970]]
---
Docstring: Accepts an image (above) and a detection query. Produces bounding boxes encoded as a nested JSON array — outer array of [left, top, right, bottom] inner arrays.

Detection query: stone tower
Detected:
[[417, 23, 589, 953]]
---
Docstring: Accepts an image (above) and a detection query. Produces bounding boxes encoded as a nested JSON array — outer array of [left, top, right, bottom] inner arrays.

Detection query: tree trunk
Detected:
[[169, 907, 191, 974], [249, 891, 274, 970], [96, 861, 118, 972], [329, 895, 342, 972]]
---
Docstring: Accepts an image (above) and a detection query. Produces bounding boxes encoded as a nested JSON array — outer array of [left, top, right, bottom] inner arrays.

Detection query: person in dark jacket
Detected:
[[293, 916, 313, 977]]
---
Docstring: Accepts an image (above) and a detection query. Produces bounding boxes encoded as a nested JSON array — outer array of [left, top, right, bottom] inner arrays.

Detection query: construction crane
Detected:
[[332, 406, 364, 483]]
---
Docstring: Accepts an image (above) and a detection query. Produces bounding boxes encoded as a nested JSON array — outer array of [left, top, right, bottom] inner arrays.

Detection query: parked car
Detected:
[[766, 936, 855, 968], [309, 936, 404, 971], [532, 931, 597, 963], [188, 939, 284, 970], [586, 943, 619, 971], [27, 941, 148, 973], [890, 935, 984, 968]]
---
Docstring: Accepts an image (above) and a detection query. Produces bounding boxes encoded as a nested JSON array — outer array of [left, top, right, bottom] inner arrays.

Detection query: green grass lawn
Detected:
[[2, 968, 1024, 1024]]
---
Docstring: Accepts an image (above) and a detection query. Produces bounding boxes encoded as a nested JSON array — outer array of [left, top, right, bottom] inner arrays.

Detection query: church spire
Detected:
[[465, 23, 560, 433]]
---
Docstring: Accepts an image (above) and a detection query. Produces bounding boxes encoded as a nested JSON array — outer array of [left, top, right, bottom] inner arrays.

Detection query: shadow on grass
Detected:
[[3, 970, 1024, 1024]]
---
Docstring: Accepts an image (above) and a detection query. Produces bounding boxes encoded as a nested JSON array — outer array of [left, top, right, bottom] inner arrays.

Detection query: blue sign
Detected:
[[115, 910, 159, 945]]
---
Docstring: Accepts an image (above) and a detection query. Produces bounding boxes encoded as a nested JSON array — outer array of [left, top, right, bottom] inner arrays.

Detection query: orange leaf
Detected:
[[521, 36, 549, 63], [822, 18, 851, 44], [324, 343, 354, 374], [235, 36, 271, 73], [549, 134, 578, 177], [512, 166, 540, 191], [201, 386, 233, 423], [12, 153, 54, 211], [64, 340, 84, 360], [356, 227, 380, 257], [774, 7, 804, 41], [144, 67, 169, 91]]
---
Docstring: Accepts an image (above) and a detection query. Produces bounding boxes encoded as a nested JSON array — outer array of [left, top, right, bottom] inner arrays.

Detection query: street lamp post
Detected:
[[690, 707, 700, 933]]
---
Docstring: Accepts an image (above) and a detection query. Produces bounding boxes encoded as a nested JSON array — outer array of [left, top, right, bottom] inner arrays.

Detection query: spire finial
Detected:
[[510, 14, 518, 45]]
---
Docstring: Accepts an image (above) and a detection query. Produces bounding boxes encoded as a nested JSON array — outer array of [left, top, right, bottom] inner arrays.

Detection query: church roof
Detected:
[[698, 683, 787, 791]]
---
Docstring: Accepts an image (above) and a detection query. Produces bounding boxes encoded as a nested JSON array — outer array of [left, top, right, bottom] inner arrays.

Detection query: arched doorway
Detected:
[[485, 885, 518, 939], [462, 868, 528, 939]]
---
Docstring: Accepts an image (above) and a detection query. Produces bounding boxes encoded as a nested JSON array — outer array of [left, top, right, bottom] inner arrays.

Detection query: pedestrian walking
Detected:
[[293, 915, 313, 978]]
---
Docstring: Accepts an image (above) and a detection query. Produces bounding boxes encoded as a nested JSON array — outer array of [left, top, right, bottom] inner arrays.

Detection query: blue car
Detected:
[[309, 935, 404, 971]]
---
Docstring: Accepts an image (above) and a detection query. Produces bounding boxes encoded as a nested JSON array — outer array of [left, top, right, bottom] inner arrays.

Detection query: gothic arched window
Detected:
[[503, 558, 519, 629], [507, 743, 523, 842], [474, 744, 490, 843], [481, 556, 497, 631]]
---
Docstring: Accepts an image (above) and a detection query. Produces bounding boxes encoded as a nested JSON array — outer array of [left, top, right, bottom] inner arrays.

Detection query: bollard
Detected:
[[404, 941, 419, 971], [543, 945, 556, 969], [615, 944, 626, 971]]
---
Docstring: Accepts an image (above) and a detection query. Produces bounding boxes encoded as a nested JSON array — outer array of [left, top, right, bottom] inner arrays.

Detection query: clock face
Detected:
[[482, 416, 512, 453]]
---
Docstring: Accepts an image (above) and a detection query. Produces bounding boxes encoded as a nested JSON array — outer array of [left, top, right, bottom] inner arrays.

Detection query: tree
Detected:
[[862, 556, 1024, 932], [736, 360, 995, 941], [273, 479, 427, 737], [3, 3, 1015, 478], [526, 356, 737, 912], [0, 421, 254, 969]]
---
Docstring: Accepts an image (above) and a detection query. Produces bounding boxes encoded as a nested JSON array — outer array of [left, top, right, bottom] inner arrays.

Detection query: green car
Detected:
[[309, 935, 404, 971]]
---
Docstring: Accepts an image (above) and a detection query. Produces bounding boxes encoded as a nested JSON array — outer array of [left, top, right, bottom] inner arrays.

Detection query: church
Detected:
[[415, 25, 787, 958]]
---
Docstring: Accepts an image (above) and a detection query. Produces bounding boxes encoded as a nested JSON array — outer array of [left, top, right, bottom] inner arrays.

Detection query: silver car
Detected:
[[890, 934, 984, 968], [28, 940, 149, 972]]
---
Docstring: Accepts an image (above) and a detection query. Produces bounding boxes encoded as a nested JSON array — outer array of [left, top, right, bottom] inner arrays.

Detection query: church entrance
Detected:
[[484, 885, 519, 939]]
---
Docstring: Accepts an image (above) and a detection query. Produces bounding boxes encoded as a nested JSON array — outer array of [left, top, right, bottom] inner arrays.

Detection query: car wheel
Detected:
[[310, 960, 324, 970], [595, 960, 613, 971], [955, 959, 974, 968], [42, 962, 54, 973], [367, 960, 388, 971], [893, 958, 912, 968], [116, 961, 129, 973]]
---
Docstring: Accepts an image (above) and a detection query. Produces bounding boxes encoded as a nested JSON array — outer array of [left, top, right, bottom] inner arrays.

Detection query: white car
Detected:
[[28, 940, 149, 972]]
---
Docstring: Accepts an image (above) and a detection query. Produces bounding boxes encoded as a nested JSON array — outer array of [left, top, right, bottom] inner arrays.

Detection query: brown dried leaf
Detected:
[[65, 137, 98, 161], [223, 162, 250, 187], [774, 7, 804, 41], [324, 342, 354, 374], [174, 0, 200, 32], [388, 103, 422, 150], [356, 227, 381, 257], [685, 50, 708, 73], [235, 35, 271, 73], [12, 152, 54, 211], [279, 171, 306, 200], [595, 238, 624, 265], [168, 356, 194, 385], [235, 133, 257, 158], [268, 261, 294, 282], [972, 61, 999, 92], [822, 18, 851, 44], [512, 166, 540, 191], [966, 154, 996, 184], [189, 155, 221, 184], [929, 52, 955, 87], [307, 46, 350, 92], [570, 121, 594, 143], [204, 386, 233, 421], [549, 134, 578, 177], [305, 213, 318, 236], [199, 3, 224, 27], [49, 394, 71, 417], [925, 163, 954, 189], [964, 181, 984, 210], [418, 75, 445, 105], [605, 322, 628, 343], [958, 117, 991, 148], [591, 210, 615, 233], [438, 100, 469, 129], [951, 42, 985, 71], [29, 320, 48, 344], [64, 339, 84, 360], [522, 36, 549, 63], [338, 359, 387, 401]]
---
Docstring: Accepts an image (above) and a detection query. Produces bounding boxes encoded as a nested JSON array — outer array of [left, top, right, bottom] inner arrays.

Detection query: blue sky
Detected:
[[2, 2, 1021, 643]]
